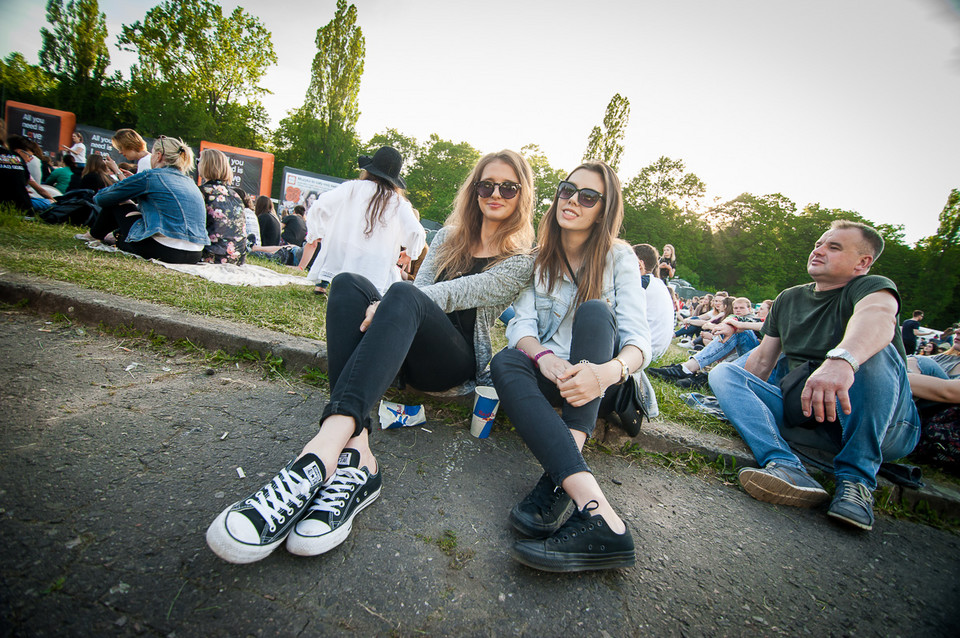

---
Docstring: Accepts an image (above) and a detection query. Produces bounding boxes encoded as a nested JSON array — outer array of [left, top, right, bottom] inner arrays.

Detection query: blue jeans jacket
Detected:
[[94, 167, 209, 245]]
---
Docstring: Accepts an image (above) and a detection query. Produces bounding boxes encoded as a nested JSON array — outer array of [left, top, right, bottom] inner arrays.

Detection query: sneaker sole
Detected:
[[739, 468, 829, 508], [206, 506, 286, 564], [286, 487, 381, 556], [509, 500, 574, 539], [510, 546, 636, 572], [827, 508, 873, 531]]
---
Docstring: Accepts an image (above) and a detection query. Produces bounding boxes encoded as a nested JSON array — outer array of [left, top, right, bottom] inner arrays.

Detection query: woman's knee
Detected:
[[575, 299, 615, 327], [491, 347, 528, 383]]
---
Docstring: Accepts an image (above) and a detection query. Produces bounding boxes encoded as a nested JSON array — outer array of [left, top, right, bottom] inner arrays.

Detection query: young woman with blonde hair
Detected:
[[207, 149, 536, 564], [491, 161, 650, 572], [92, 136, 208, 263], [198, 148, 247, 264]]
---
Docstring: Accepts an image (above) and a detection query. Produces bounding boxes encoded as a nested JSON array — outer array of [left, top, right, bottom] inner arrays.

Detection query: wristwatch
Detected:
[[825, 348, 859, 373]]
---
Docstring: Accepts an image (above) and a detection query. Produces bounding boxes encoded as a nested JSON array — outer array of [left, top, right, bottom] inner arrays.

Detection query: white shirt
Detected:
[[644, 275, 675, 359], [243, 208, 261, 246], [305, 180, 425, 294], [137, 154, 152, 174], [67, 143, 86, 164]]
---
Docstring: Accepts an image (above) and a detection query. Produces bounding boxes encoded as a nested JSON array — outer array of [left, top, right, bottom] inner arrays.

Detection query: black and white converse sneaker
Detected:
[[286, 449, 382, 556], [206, 453, 326, 564]]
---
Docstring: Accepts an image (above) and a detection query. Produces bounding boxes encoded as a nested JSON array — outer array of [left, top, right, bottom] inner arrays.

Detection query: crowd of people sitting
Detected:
[[3, 120, 958, 570]]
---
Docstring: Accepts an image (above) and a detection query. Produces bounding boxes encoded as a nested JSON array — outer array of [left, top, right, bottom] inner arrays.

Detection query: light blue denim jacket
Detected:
[[506, 242, 652, 366], [93, 167, 209, 245]]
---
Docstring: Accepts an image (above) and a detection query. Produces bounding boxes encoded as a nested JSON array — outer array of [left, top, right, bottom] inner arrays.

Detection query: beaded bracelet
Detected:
[[533, 349, 554, 363]]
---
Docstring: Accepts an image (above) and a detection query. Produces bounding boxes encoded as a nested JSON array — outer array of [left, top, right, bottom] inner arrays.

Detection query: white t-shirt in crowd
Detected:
[[137, 154, 153, 174], [67, 143, 86, 164], [645, 275, 675, 359], [305, 179, 425, 294]]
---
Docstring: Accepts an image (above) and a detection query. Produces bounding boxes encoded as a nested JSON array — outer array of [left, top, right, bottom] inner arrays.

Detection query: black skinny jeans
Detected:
[[321, 272, 475, 436], [491, 300, 618, 486]]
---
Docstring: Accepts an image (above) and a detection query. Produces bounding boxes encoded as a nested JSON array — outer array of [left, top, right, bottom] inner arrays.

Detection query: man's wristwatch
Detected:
[[825, 348, 859, 373]]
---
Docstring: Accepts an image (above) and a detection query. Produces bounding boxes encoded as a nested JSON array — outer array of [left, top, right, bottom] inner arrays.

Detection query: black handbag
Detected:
[[779, 360, 818, 428], [610, 374, 648, 436]]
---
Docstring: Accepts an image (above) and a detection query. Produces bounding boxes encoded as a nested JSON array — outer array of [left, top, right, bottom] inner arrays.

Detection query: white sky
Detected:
[[3, 0, 959, 244]]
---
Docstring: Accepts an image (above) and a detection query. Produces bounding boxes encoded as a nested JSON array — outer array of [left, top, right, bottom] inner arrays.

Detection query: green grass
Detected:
[[649, 344, 738, 437], [0, 205, 325, 339]]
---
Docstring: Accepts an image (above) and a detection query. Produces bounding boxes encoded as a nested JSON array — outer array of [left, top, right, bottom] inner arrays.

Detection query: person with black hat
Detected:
[[298, 146, 425, 294]]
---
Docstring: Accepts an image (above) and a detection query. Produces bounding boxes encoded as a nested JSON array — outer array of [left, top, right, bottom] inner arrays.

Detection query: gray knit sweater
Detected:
[[414, 227, 534, 387]]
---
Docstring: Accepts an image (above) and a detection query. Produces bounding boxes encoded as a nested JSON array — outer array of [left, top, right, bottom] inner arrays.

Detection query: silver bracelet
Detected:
[[580, 360, 605, 399]]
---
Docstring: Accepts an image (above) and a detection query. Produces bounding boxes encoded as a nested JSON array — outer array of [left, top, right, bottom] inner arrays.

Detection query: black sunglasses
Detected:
[[475, 180, 521, 199], [556, 180, 605, 208]]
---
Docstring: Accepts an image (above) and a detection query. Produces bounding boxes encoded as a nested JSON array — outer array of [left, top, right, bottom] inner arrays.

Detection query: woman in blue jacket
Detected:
[[92, 136, 208, 264], [491, 161, 651, 572]]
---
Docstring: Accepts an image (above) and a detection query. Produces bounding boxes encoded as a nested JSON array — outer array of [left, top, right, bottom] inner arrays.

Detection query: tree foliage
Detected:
[[404, 134, 481, 222], [583, 93, 630, 170], [0, 53, 58, 106], [118, 0, 276, 147], [273, 0, 364, 179], [521, 143, 567, 224]]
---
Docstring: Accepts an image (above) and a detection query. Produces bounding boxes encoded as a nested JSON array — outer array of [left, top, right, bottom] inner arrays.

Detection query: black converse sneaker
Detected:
[[206, 453, 326, 564], [511, 501, 636, 572], [509, 473, 574, 538], [286, 449, 382, 556]]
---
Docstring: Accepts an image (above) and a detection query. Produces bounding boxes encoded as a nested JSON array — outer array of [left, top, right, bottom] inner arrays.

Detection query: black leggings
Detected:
[[91, 204, 201, 264], [321, 272, 476, 436], [491, 300, 618, 486]]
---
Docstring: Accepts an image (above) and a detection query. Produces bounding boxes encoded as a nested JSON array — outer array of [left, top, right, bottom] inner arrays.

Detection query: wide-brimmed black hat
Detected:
[[358, 146, 406, 189]]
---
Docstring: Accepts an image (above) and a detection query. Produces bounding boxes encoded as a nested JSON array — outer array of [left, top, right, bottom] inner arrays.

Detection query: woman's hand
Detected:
[[537, 353, 572, 384], [557, 361, 614, 407], [397, 250, 412, 273], [359, 301, 379, 332]]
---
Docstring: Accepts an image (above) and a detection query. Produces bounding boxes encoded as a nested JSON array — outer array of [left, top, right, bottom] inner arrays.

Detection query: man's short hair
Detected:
[[632, 243, 659, 272], [830, 219, 884, 260], [913, 310, 924, 318], [294, 205, 306, 216], [715, 290, 728, 298]]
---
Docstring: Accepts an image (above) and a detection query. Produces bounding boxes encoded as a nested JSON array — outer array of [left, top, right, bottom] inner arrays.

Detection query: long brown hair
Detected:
[[535, 161, 625, 305], [82, 154, 113, 181], [359, 170, 399, 237], [430, 150, 535, 280]]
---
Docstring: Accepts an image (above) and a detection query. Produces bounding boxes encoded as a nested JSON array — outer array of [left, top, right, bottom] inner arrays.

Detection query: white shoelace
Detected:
[[245, 469, 313, 531], [307, 466, 368, 516], [837, 481, 873, 508]]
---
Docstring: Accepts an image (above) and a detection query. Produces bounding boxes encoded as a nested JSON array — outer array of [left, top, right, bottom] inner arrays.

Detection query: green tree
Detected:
[[405, 134, 481, 222], [0, 53, 58, 107], [362, 128, 422, 179], [913, 189, 960, 327], [37, 0, 125, 125], [583, 93, 630, 170], [273, 0, 364, 179], [119, 0, 276, 147], [521, 143, 566, 224]]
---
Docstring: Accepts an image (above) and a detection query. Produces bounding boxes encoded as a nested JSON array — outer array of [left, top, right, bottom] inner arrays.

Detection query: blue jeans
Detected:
[[692, 330, 759, 369], [708, 344, 920, 489]]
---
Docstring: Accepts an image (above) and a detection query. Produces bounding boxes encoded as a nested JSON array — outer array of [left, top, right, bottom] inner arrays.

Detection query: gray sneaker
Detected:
[[827, 480, 875, 530], [738, 462, 829, 508]]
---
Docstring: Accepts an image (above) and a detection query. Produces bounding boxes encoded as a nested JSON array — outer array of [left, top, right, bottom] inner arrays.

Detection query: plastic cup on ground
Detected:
[[470, 386, 499, 439]]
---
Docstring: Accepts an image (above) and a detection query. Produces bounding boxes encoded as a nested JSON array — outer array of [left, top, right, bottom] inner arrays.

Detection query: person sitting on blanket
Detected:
[[708, 220, 919, 531], [198, 149, 247, 265], [92, 135, 208, 264], [650, 297, 768, 389]]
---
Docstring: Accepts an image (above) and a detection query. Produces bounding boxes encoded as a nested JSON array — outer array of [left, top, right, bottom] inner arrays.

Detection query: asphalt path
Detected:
[[1, 309, 958, 637]]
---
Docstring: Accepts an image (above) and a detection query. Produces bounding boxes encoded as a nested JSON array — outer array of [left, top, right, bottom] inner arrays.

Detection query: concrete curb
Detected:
[[2, 271, 958, 523]]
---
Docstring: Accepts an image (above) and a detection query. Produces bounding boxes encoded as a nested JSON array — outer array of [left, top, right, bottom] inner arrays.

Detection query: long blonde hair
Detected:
[[430, 150, 535, 280], [535, 161, 625, 305]]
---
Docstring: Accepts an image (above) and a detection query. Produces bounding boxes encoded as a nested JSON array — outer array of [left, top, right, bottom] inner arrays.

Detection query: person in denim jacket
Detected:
[[92, 136, 208, 264], [491, 161, 651, 572], [206, 150, 536, 564]]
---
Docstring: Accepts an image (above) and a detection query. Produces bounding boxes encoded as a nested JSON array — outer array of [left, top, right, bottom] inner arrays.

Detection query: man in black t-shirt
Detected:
[[709, 220, 919, 532], [901, 310, 923, 355]]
